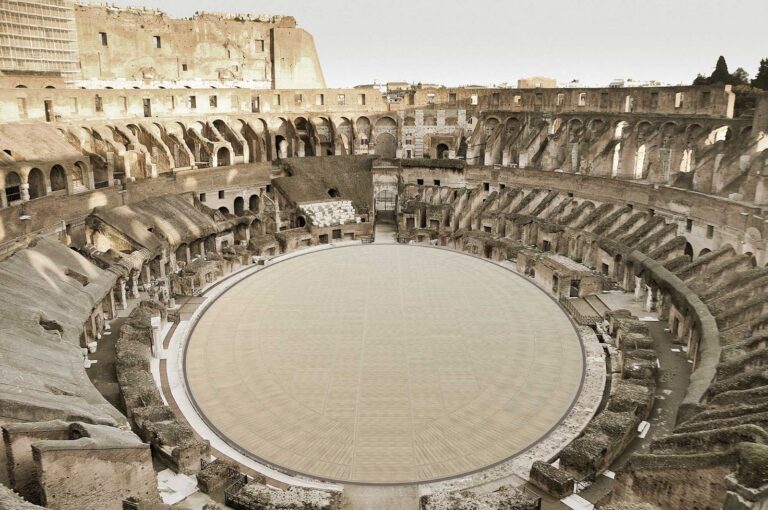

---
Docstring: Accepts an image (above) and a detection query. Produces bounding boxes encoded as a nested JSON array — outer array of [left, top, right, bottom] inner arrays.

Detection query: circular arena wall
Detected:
[[184, 244, 585, 484]]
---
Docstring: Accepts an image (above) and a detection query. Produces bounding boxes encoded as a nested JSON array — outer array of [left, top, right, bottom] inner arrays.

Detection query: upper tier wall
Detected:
[[73, 5, 325, 88], [0, 84, 739, 124]]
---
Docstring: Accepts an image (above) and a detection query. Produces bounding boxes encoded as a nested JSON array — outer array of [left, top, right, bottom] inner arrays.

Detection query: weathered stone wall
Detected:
[[33, 441, 157, 509], [74, 5, 325, 89]]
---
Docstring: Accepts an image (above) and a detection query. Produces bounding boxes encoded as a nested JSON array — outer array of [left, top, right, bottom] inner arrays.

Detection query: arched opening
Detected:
[[216, 147, 231, 167], [275, 136, 287, 158], [699, 248, 711, 257], [28, 168, 46, 199], [175, 243, 189, 264], [294, 117, 314, 156], [4, 171, 21, 202], [218, 206, 230, 215], [374, 133, 396, 159], [684, 242, 694, 260], [249, 194, 260, 212], [234, 196, 244, 215], [327, 188, 340, 198], [436, 143, 449, 159], [93, 162, 109, 189], [50, 165, 66, 192], [297, 216, 306, 227]]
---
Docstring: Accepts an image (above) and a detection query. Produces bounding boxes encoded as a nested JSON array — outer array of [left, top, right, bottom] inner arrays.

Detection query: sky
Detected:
[[105, 0, 768, 88]]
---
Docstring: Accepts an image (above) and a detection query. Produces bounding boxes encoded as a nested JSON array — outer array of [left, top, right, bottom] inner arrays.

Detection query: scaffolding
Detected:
[[0, 0, 80, 80]]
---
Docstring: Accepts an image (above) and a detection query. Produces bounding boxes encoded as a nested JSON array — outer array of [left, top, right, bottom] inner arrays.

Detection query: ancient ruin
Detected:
[[1, 1, 768, 509]]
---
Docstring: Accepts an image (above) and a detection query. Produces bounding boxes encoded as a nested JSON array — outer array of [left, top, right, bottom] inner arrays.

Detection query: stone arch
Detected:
[[436, 143, 449, 159], [355, 116, 371, 147], [588, 118, 607, 136], [567, 118, 583, 143], [73, 161, 87, 189], [699, 248, 711, 257], [375, 116, 397, 129], [249, 194, 260, 212], [685, 123, 705, 144], [218, 206, 230, 215], [614, 120, 630, 140], [4, 170, 21, 203], [294, 116, 314, 156], [660, 121, 678, 148], [216, 147, 231, 167], [684, 242, 694, 260], [374, 133, 397, 159], [28, 167, 46, 199], [484, 117, 501, 136], [50, 164, 67, 192], [234, 196, 244, 215]]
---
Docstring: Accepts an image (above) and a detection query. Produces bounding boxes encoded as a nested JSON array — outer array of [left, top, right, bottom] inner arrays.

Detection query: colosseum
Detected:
[[0, 1, 767, 509]]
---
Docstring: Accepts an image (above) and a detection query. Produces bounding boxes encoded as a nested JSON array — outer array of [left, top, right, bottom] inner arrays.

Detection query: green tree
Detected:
[[693, 74, 708, 85], [731, 67, 750, 85], [710, 55, 731, 84], [752, 58, 768, 90]]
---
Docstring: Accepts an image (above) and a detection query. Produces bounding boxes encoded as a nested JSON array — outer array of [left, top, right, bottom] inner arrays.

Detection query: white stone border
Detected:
[[160, 242, 606, 493]]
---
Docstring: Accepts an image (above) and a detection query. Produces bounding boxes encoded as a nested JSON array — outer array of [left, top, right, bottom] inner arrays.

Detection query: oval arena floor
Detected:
[[184, 244, 585, 484]]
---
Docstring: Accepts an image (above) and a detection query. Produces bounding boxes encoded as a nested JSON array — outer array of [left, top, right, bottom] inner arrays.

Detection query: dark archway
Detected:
[[218, 206, 230, 215], [216, 147, 231, 167], [297, 216, 306, 227], [4, 171, 21, 202], [50, 165, 66, 192], [684, 242, 694, 260], [28, 168, 46, 199], [249, 194, 260, 212], [234, 196, 244, 215], [436, 143, 449, 159]]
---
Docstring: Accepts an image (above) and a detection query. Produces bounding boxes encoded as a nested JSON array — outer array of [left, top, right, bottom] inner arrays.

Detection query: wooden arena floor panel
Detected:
[[185, 245, 584, 484]]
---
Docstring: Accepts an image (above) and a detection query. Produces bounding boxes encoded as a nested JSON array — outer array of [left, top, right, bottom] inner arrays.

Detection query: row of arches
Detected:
[[2, 161, 94, 205]]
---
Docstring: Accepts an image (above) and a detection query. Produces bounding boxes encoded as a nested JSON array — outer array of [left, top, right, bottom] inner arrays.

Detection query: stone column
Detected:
[[117, 279, 127, 309], [130, 275, 140, 299], [644, 285, 656, 312], [634, 276, 644, 301], [106, 291, 116, 319]]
